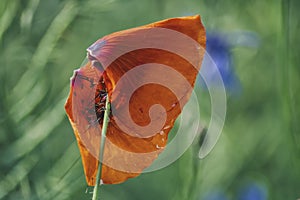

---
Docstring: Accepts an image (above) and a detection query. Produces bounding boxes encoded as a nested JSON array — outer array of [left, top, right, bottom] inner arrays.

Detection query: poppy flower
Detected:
[[65, 15, 206, 185]]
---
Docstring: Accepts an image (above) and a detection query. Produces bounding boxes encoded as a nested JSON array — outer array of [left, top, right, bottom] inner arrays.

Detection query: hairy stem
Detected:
[[92, 94, 110, 200]]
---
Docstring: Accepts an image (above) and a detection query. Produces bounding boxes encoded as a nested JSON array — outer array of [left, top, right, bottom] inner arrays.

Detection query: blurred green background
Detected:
[[0, 0, 299, 199]]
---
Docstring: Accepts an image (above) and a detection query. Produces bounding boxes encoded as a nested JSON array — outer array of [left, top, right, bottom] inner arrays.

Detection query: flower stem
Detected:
[[92, 94, 110, 200]]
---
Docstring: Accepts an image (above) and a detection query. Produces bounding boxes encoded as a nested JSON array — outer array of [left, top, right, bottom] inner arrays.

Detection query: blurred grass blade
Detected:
[[20, 0, 40, 33], [9, 79, 48, 123], [45, 142, 79, 181], [46, 173, 83, 200], [38, 158, 83, 200], [281, 0, 299, 149], [1, 98, 66, 164], [0, 0, 19, 42], [34, 142, 80, 198], [9, 0, 78, 102], [20, 177, 32, 200], [0, 154, 38, 199]]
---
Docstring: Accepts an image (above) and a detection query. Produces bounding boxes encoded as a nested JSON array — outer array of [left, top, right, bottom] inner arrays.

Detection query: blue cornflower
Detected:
[[237, 183, 268, 200], [199, 31, 259, 96]]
